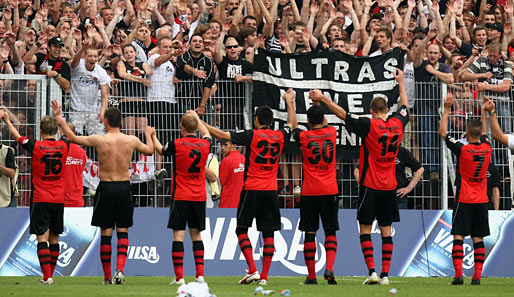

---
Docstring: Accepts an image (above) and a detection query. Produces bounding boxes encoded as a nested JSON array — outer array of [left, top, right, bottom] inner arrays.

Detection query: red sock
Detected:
[[304, 233, 316, 280], [193, 241, 204, 278], [100, 236, 112, 281], [172, 241, 184, 280], [237, 231, 257, 273], [49, 243, 59, 277], [116, 232, 129, 273], [360, 234, 375, 270], [381, 236, 393, 277], [325, 234, 337, 272], [37, 242, 51, 280], [452, 239, 464, 278], [260, 235, 274, 281], [473, 241, 485, 280]]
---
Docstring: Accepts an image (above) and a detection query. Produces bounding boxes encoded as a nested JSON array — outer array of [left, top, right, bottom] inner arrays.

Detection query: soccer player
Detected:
[[439, 93, 492, 285], [60, 122, 87, 207], [293, 104, 339, 285], [200, 89, 298, 285], [310, 69, 409, 285], [0, 109, 69, 284], [484, 97, 514, 151], [51, 100, 155, 285], [152, 111, 211, 285]]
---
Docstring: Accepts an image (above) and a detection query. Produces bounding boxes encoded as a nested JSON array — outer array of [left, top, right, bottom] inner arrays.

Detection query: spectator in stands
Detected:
[[219, 139, 245, 208], [0, 139, 17, 208], [205, 152, 221, 208], [69, 40, 111, 136], [23, 36, 71, 91], [413, 28, 454, 182], [461, 42, 512, 179]]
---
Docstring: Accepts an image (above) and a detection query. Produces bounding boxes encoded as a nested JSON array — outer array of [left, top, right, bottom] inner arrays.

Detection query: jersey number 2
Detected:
[[188, 149, 201, 173], [255, 141, 280, 164]]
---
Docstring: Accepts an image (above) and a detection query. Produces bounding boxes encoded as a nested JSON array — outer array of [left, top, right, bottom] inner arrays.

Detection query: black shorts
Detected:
[[237, 190, 281, 231], [92, 181, 134, 229], [168, 200, 206, 231], [119, 100, 148, 117], [299, 195, 339, 232], [357, 185, 399, 226], [452, 202, 490, 237], [30, 202, 64, 235]]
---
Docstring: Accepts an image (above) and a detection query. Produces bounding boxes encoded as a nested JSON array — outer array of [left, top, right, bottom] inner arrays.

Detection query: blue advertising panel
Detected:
[[0, 209, 513, 277]]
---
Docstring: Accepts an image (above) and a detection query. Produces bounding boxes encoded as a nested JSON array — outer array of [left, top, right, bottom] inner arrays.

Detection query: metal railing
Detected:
[[0, 74, 512, 210]]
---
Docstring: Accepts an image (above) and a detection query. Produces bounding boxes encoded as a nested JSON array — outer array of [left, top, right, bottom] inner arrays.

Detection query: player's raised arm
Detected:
[[484, 97, 510, 146], [394, 68, 408, 108], [439, 93, 453, 138], [51, 99, 101, 147], [283, 88, 298, 130], [0, 109, 21, 142], [200, 119, 231, 141], [187, 110, 211, 139], [151, 127, 164, 155], [481, 98, 488, 135], [309, 89, 347, 120], [134, 126, 155, 156]]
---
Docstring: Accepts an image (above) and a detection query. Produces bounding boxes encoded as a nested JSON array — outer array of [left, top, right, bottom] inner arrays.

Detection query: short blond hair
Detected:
[[181, 114, 198, 133]]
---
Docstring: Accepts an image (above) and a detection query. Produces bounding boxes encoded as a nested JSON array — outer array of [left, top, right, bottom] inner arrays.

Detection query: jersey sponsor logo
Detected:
[[22, 139, 29, 144], [400, 108, 407, 117], [449, 136, 458, 144], [127, 246, 160, 264], [233, 163, 244, 173], [350, 114, 359, 119], [202, 217, 326, 274], [65, 156, 84, 166]]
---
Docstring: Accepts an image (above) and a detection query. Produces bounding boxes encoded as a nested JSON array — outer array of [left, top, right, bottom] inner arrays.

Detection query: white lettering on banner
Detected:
[[311, 58, 328, 79], [431, 228, 475, 269], [357, 62, 376, 82], [347, 94, 364, 113], [202, 217, 327, 274], [289, 59, 303, 79], [127, 246, 160, 264], [267, 57, 282, 76], [383, 58, 398, 79]]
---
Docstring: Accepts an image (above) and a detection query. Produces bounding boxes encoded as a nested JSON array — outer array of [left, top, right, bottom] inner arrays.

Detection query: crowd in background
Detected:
[[0, 0, 512, 209]]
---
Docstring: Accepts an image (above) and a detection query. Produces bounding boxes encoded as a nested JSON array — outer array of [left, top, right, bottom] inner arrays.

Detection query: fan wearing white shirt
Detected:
[[484, 97, 514, 150], [70, 41, 111, 136]]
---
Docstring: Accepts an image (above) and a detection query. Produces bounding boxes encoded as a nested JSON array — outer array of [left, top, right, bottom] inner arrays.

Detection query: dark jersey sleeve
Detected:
[[480, 134, 492, 147], [488, 162, 501, 189], [162, 140, 176, 157], [403, 147, 422, 172], [281, 126, 292, 140], [19, 137, 36, 155], [4, 147, 15, 169], [175, 54, 190, 80], [242, 60, 253, 74], [391, 105, 410, 128], [204, 60, 216, 88], [230, 130, 253, 147], [59, 61, 72, 81], [345, 113, 371, 138], [444, 134, 464, 156], [293, 128, 303, 144], [203, 137, 213, 149]]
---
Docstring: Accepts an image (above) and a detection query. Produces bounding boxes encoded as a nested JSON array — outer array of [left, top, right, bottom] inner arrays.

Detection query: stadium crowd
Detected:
[[0, 0, 512, 209]]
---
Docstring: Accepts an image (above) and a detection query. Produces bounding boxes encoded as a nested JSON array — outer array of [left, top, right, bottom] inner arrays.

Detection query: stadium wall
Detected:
[[0, 209, 513, 277]]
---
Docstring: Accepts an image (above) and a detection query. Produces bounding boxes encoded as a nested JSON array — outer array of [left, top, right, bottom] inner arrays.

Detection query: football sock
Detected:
[[49, 243, 59, 277], [116, 232, 129, 273], [473, 241, 485, 280], [304, 233, 316, 280], [236, 227, 257, 274], [172, 241, 184, 280], [193, 241, 204, 278], [100, 236, 112, 281], [325, 232, 337, 272], [261, 232, 274, 281], [360, 234, 375, 274], [452, 239, 464, 278], [381, 236, 393, 278], [37, 242, 51, 281]]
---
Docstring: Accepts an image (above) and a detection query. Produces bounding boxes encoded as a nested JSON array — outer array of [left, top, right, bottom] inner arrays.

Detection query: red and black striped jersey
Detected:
[[163, 136, 212, 201], [230, 127, 291, 191], [293, 126, 338, 196], [19, 136, 70, 203], [445, 134, 492, 204], [345, 105, 409, 191]]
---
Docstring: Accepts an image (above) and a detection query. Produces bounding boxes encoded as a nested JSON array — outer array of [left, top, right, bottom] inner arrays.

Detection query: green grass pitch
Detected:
[[1, 276, 513, 296]]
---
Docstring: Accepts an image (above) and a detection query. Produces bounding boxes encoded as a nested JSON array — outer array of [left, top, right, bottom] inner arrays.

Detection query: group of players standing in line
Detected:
[[2, 66, 509, 286]]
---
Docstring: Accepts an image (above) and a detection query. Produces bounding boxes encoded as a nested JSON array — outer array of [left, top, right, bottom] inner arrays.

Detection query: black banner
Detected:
[[252, 48, 405, 158]]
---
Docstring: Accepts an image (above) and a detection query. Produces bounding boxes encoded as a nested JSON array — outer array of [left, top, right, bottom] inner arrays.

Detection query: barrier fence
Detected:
[[0, 75, 512, 210]]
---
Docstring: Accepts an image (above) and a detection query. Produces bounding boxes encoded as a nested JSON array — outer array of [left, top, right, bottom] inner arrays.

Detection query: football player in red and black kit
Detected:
[[1, 110, 69, 285], [293, 104, 339, 285], [201, 89, 297, 285], [439, 93, 492, 286], [311, 69, 409, 285], [60, 122, 87, 207], [152, 111, 211, 285]]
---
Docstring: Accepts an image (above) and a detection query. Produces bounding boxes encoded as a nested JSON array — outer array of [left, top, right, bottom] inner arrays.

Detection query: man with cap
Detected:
[[486, 22, 503, 43], [23, 36, 71, 91]]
